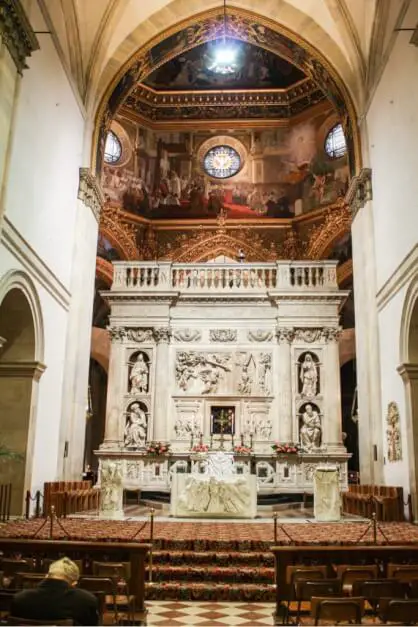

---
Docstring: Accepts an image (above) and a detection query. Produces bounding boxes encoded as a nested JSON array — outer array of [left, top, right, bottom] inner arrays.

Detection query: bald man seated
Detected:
[[11, 557, 98, 626]]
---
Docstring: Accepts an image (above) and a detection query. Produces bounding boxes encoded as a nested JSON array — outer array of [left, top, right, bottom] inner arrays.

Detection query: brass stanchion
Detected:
[[372, 512, 377, 545], [148, 507, 155, 583], [273, 512, 278, 544], [49, 506, 55, 538]]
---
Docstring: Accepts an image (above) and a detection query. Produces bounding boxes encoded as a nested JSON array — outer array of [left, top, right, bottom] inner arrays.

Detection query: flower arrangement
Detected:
[[233, 444, 252, 455], [272, 442, 300, 455], [146, 441, 170, 456], [191, 443, 209, 453]]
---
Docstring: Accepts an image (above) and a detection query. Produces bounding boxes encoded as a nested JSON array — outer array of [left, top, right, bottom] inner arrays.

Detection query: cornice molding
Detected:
[[376, 244, 418, 312], [78, 168, 105, 222], [0, 0, 39, 74], [0, 361, 46, 380], [345, 167, 372, 219]]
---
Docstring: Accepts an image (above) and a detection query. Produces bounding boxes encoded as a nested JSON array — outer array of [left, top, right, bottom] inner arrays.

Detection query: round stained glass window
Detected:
[[324, 123, 347, 159], [203, 145, 241, 179], [104, 131, 122, 164]]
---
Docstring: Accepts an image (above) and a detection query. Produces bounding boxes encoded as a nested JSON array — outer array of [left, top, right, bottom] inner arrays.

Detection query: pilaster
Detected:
[[153, 326, 172, 442], [101, 327, 127, 449], [276, 327, 294, 443], [322, 328, 344, 451]]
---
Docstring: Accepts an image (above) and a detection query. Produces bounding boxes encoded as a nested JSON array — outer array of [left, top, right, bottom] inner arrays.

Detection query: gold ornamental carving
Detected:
[[96, 257, 113, 286], [305, 202, 351, 259], [0, 0, 39, 74], [99, 205, 139, 261], [337, 259, 352, 287]]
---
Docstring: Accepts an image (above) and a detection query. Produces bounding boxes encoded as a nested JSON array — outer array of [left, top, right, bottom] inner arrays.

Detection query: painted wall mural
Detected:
[[102, 115, 349, 221]]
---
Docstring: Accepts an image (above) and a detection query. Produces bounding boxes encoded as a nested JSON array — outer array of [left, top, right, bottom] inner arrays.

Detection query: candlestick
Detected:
[[240, 433, 244, 446], [210, 434, 213, 449], [231, 433, 234, 448], [199, 432, 203, 445], [190, 433, 194, 450], [250, 432, 254, 449]]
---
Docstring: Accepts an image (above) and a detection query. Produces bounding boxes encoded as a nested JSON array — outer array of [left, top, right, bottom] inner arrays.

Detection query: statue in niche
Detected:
[[124, 402, 148, 448], [130, 352, 149, 394], [258, 353, 272, 395], [299, 352, 318, 398], [300, 403, 322, 451], [386, 401, 402, 462]]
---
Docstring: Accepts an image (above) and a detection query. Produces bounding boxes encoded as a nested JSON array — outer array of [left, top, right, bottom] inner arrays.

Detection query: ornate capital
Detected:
[[78, 168, 104, 221], [397, 363, 418, 382], [293, 328, 323, 343], [345, 168, 372, 219], [0, 0, 39, 74], [276, 327, 295, 344], [322, 327, 342, 343], [107, 326, 126, 343], [153, 326, 172, 344], [125, 328, 153, 343]]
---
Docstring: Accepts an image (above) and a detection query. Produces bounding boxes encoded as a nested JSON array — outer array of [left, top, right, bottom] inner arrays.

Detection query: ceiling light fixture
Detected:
[[207, 0, 239, 75]]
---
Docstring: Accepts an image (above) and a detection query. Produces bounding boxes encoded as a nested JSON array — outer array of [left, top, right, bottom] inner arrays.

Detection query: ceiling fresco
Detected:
[[143, 41, 306, 91]]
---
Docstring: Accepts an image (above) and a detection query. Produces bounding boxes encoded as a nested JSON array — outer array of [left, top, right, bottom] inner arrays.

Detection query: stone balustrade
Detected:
[[111, 260, 339, 292]]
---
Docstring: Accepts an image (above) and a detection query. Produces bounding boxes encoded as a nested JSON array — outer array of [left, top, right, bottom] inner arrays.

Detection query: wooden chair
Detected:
[[7, 619, 73, 626], [0, 591, 14, 620], [294, 579, 341, 623], [92, 561, 135, 622], [312, 596, 364, 625], [285, 566, 327, 624], [378, 598, 418, 624], [0, 561, 32, 589], [352, 579, 405, 615], [335, 564, 379, 594], [15, 573, 45, 589], [387, 564, 418, 582], [78, 576, 117, 623]]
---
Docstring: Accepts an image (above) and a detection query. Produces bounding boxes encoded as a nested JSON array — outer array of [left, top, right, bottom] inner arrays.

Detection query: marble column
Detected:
[[322, 328, 344, 452], [102, 327, 126, 448], [276, 328, 294, 443], [152, 327, 171, 442]]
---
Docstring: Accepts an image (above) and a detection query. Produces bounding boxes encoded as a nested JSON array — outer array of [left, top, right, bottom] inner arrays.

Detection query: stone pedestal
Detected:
[[314, 466, 341, 521]]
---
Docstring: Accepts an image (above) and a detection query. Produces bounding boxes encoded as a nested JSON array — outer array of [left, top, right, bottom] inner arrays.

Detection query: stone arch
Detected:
[[91, 5, 362, 176], [0, 270, 44, 363], [398, 273, 418, 520], [305, 204, 351, 260], [0, 270, 46, 515]]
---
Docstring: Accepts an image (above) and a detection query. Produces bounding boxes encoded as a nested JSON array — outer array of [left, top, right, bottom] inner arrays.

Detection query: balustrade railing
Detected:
[[111, 260, 338, 292]]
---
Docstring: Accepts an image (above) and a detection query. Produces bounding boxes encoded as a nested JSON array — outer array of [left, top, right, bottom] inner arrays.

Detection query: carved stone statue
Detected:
[[386, 401, 402, 462], [100, 460, 123, 515], [124, 403, 147, 448], [300, 404, 322, 450], [130, 353, 149, 394], [300, 353, 318, 398]]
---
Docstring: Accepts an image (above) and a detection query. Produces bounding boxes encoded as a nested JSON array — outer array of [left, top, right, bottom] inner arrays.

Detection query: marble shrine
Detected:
[[96, 259, 349, 516]]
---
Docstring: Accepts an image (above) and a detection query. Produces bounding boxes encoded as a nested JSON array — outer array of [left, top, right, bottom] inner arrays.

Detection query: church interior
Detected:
[[1, 0, 418, 625]]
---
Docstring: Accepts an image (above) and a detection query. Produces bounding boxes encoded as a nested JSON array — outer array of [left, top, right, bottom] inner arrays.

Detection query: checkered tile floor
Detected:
[[146, 601, 275, 626]]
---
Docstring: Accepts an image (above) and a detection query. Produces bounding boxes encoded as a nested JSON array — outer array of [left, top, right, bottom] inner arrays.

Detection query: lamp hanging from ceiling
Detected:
[[207, 0, 240, 75]]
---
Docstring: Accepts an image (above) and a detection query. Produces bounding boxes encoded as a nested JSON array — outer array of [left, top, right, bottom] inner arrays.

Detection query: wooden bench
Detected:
[[342, 484, 404, 521], [271, 544, 418, 624], [44, 482, 99, 517]]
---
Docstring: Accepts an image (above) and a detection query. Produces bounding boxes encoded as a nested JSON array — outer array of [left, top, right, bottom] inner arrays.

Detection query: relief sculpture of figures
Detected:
[[100, 461, 123, 513], [124, 403, 148, 448], [300, 404, 322, 451], [238, 365, 252, 394], [258, 353, 272, 395], [130, 352, 149, 393], [386, 401, 402, 462], [300, 353, 318, 397]]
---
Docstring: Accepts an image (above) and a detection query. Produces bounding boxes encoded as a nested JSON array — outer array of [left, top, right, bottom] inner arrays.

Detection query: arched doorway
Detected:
[[0, 286, 44, 515], [399, 279, 418, 519]]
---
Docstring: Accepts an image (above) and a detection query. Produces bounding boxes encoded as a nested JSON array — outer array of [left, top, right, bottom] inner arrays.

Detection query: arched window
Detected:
[[324, 123, 347, 159], [104, 131, 122, 164]]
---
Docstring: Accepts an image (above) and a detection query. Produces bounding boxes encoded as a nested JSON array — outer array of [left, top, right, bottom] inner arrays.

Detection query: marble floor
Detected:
[[146, 601, 275, 626]]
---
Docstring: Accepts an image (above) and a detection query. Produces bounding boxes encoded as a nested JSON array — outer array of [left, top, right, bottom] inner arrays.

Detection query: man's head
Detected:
[[47, 558, 80, 587]]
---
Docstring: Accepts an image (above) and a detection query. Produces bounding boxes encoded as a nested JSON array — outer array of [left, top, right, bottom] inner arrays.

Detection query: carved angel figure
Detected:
[[130, 353, 149, 394], [300, 353, 318, 398]]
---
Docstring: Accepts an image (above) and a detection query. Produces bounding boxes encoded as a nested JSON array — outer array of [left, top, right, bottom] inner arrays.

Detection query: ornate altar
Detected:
[[96, 260, 350, 512]]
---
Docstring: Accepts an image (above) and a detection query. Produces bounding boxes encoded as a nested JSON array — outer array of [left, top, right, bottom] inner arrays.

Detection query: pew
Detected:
[[43, 482, 99, 517], [342, 484, 404, 521]]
